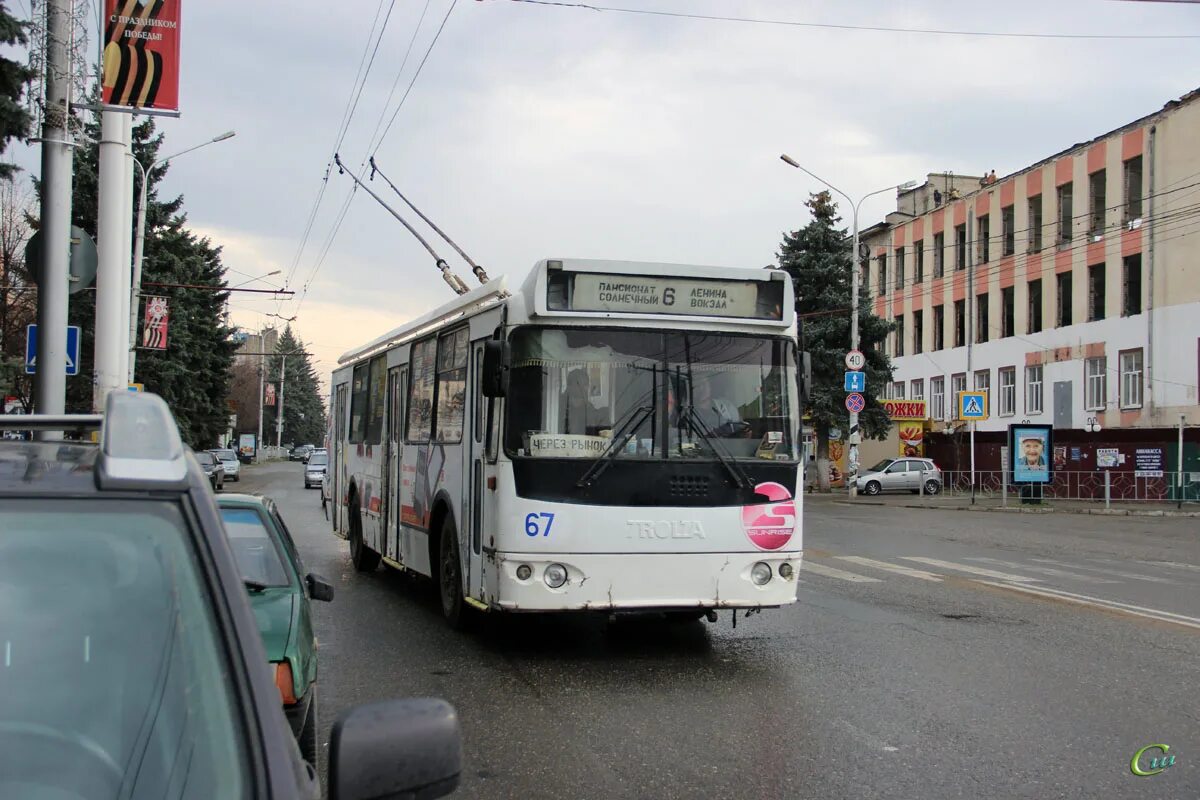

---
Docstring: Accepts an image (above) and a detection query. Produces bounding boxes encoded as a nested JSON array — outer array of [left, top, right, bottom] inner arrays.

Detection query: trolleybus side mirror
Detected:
[[482, 339, 510, 398], [800, 351, 812, 404]]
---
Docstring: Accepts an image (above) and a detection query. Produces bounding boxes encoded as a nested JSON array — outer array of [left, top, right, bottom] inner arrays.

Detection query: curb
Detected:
[[829, 500, 1200, 518]]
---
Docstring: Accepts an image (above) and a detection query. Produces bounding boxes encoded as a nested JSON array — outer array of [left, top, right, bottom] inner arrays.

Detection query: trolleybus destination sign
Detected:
[[568, 273, 763, 319]]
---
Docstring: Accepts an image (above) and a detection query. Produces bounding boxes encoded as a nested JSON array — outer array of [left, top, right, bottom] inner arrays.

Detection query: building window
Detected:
[[1028, 195, 1043, 252], [931, 376, 946, 421], [1085, 356, 1107, 411], [1001, 286, 1015, 338], [914, 240, 924, 283], [1124, 155, 1143, 220], [951, 372, 967, 401], [911, 379, 925, 400], [913, 310, 924, 354], [974, 369, 990, 408], [1057, 271, 1073, 327], [1088, 169, 1106, 235], [933, 305, 944, 351], [1120, 349, 1143, 409], [893, 381, 905, 400], [1088, 263, 1105, 321], [954, 299, 966, 347], [1122, 254, 1142, 316], [1057, 182, 1073, 244], [976, 293, 989, 344], [877, 255, 887, 297], [1026, 365, 1043, 415], [955, 224, 967, 270], [1027, 279, 1043, 334], [895, 247, 905, 289], [933, 232, 944, 278], [895, 314, 905, 357], [1002, 205, 1015, 256], [999, 367, 1016, 416], [978, 214, 990, 264]]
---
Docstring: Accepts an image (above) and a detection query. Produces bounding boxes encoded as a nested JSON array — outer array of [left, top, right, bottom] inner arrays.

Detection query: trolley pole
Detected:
[[34, 0, 75, 437]]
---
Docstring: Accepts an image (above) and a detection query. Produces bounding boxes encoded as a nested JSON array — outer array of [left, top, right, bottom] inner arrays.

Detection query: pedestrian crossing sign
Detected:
[[956, 391, 988, 420]]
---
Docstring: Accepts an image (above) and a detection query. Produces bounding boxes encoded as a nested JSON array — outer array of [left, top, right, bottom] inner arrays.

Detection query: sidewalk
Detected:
[[802, 490, 1200, 518]]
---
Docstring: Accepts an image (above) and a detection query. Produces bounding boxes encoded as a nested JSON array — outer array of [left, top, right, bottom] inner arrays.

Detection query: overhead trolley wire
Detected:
[[497, 0, 1200, 39]]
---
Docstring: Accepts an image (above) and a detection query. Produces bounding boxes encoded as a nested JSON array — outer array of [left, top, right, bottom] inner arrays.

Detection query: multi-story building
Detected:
[[858, 88, 1199, 474]]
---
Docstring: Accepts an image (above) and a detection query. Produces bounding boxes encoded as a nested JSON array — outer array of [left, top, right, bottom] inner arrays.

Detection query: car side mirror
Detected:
[[306, 573, 335, 602], [482, 339, 509, 398], [328, 698, 461, 800]]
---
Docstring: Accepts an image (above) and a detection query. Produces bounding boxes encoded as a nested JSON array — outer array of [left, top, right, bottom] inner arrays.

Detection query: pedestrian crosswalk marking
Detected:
[[802, 561, 882, 583], [902, 557, 1041, 583], [976, 581, 1200, 631], [836, 556, 942, 582], [965, 557, 1120, 584], [1030, 558, 1173, 584]]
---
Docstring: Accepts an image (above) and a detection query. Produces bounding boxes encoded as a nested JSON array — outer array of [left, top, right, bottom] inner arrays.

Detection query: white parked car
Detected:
[[305, 451, 328, 489], [855, 457, 942, 496], [209, 448, 241, 482]]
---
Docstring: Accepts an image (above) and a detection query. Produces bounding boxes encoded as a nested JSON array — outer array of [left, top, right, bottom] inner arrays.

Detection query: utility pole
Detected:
[[276, 353, 287, 448], [967, 210, 976, 505], [94, 110, 133, 410], [34, 0, 75, 436], [256, 343, 266, 461]]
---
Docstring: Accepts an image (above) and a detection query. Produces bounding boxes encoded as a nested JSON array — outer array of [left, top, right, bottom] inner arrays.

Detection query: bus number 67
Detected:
[[525, 512, 556, 537]]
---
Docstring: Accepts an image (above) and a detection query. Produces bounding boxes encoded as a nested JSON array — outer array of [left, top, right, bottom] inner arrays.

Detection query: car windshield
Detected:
[[308, 454, 328, 467], [868, 459, 894, 472], [195, 451, 215, 467], [218, 506, 291, 588], [0, 500, 249, 798], [211, 450, 237, 461], [506, 327, 799, 461]]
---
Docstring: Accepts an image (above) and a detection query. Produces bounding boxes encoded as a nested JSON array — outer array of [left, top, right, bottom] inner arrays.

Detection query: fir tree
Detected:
[[777, 191, 894, 490], [0, 2, 33, 179]]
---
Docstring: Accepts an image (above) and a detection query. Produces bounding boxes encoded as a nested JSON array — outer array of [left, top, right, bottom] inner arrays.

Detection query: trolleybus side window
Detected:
[[435, 328, 469, 443], [407, 337, 437, 442], [365, 354, 387, 444], [349, 363, 370, 443]]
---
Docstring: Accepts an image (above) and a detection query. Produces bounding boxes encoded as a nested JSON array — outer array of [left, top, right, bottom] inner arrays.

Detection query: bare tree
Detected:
[[226, 357, 262, 438], [0, 176, 36, 412]]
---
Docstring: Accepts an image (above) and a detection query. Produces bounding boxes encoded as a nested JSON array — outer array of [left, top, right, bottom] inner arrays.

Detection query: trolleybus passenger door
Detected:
[[384, 367, 406, 562], [466, 342, 487, 601], [333, 383, 348, 533]]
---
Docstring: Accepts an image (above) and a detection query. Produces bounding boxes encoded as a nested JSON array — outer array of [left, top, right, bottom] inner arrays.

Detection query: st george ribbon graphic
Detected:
[[102, 0, 182, 113]]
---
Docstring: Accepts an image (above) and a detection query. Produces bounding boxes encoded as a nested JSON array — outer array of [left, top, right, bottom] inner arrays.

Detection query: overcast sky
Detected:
[[14, 0, 1200, 392]]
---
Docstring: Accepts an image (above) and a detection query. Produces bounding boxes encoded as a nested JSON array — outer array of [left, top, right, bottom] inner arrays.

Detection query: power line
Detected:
[[374, 0, 460, 154], [365, 0, 436, 156], [497, 0, 1200, 39]]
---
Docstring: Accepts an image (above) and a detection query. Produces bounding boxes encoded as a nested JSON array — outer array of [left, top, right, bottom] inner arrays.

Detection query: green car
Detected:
[[216, 493, 334, 765]]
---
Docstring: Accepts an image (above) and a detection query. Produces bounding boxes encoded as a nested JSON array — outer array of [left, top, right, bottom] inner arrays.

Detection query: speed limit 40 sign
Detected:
[[844, 350, 866, 370]]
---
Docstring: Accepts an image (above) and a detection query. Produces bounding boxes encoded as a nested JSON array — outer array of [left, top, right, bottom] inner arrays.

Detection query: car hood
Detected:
[[249, 588, 297, 662]]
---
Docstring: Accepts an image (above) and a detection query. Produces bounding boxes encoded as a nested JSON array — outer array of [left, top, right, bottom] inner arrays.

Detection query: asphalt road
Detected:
[[239, 461, 1199, 799]]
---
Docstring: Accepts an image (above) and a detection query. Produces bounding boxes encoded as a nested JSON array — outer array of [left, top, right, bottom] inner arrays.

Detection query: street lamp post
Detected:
[[128, 131, 236, 384], [780, 155, 916, 496]]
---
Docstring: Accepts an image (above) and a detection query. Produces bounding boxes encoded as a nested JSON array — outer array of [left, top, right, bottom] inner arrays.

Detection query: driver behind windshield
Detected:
[[689, 374, 744, 437]]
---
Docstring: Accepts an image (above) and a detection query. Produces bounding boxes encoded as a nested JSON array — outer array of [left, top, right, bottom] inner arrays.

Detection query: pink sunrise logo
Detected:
[[742, 482, 796, 551]]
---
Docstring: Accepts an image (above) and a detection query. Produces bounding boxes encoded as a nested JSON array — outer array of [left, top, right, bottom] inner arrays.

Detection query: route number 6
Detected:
[[525, 512, 556, 537]]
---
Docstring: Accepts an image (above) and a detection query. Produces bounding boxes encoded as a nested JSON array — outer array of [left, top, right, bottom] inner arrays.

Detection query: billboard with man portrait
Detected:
[[1009, 424, 1053, 484]]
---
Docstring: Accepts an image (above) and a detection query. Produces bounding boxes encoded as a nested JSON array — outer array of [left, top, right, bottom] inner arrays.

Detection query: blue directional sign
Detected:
[[25, 324, 81, 376], [844, 371, 866, 392], [957, 390, 989, 420]]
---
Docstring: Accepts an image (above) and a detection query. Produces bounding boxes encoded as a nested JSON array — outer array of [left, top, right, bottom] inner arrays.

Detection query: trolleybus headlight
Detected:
[[544, 563, 568, 589], [778, 562, 794, 580], [751, 562, 773, 586], [516, 564, 532, 581]]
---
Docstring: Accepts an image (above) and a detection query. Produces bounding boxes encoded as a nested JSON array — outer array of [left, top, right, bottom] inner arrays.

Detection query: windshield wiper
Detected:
[[680, 405, 753, 491], [575, 404, 655, 488], [244, 579, 269, 593]]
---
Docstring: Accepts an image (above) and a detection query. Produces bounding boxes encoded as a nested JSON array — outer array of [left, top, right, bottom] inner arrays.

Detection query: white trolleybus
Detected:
[[329, 258, 809, 626]]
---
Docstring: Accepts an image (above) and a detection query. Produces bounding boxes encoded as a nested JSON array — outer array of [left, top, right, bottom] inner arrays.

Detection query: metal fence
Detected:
[[940, 469, 1200, 504]]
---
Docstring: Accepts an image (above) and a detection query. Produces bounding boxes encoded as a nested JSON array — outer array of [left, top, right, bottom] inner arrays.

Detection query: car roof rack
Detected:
[[0, 393, 192, 491]]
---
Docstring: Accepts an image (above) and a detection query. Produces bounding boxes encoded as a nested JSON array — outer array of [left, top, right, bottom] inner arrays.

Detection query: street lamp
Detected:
[[128, 130, 237, 383], [1084, 416, 1102, 434], [779, 154, 916, 496]]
